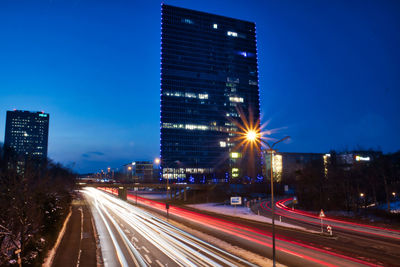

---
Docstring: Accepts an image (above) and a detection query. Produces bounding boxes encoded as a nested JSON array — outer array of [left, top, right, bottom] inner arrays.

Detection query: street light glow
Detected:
[[246, 130, 258, 142]]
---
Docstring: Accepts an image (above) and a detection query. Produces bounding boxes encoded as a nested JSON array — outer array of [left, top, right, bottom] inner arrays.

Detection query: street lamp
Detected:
[[245, 134, 290, 267], [244, 128, 289, 267], [246, 130, 258, 142], [360, 193, 366, 209], [262, 136, 290, 267], [156, 158, 170, 201]]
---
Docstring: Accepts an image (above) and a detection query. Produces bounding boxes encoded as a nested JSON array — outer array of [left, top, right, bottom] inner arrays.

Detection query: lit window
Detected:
[[227, 31, 238, 37], [219, 141, 226, 147], [213, 24, 218, 29], [232, 168, 239, 178], [249, 80, 258, 85], [185, 92, 197, 98], [198, 93, 208, 99], [182, 18, 194, 24], [185, 124, 209, 131], [229, 96, 244, 103], [231, 152, 240, 159]]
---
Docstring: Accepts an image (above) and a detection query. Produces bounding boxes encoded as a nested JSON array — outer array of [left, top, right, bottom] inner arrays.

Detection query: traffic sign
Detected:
[[327, 225, 333, 236], [319, 209, 325, 218], [230, 196, 242, 205]]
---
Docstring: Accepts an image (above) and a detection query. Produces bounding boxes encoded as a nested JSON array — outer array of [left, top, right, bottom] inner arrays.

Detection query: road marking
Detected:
[[156, 260, 164, 267], [144, 254, 152, 264], [124, 229, 130, 234], [142, 246, 150, 253]]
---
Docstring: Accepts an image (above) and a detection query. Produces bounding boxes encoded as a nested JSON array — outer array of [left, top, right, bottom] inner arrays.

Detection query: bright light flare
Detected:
[[246, 129, 258, 142], [229, 106, 276, 157]]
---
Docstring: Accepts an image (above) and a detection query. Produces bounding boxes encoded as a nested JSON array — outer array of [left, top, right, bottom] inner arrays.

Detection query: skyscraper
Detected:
[[4, 110, 50, 159], [160, 4, 261, 182]]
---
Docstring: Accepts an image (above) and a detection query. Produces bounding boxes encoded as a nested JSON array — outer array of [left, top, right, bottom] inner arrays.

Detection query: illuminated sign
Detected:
[[230, 196, 242, 205], [355, 155, 370, 162], [39, 114, 47, 117]]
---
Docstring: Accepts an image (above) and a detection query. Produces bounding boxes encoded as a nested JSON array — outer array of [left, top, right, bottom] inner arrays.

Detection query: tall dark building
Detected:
[[4, 110, 50, 159], [160, 4, 261, 182]]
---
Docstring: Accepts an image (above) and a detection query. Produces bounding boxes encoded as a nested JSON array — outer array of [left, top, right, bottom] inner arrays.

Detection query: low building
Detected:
[[122, 161, 154, 183], [263, 151, 324, 183]]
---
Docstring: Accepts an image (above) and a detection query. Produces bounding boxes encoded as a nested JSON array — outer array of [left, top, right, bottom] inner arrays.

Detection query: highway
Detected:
[[100, 188, 383, 267], [83, 188, 257, 267], [273, 198, 400, 240], [258, 198, 400, 266]]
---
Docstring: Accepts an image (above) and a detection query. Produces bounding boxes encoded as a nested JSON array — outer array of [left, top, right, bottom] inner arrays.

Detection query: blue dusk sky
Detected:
[[0, 0, 399, 173]]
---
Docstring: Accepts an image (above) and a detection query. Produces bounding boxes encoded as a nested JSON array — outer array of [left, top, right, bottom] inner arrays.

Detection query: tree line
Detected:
[[292, 150, 400, 214], [0, 145, 75, 266]]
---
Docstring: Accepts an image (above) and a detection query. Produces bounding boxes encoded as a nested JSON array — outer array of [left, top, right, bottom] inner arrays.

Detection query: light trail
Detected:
[[84, 188, 256, 267], [267, 198, 400, 240], [100, 188, 379, 267]]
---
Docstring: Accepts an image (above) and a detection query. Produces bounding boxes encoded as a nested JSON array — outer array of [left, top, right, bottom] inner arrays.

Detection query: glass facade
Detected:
[[4, 110, 49, 159], [160, 4, 261, 182]]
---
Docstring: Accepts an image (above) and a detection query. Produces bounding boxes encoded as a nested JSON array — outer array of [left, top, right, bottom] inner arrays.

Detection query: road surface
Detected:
[[257, 198, 400, 266], [101, 188, 381, 267], [83, 188, 257, 267]]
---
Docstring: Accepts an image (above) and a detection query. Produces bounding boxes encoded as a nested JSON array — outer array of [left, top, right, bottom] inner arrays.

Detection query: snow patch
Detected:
[[187, 203, 313, 232]]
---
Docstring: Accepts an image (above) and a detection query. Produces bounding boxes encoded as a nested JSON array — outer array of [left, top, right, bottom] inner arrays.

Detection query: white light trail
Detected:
[[83, 188, 255, 267]]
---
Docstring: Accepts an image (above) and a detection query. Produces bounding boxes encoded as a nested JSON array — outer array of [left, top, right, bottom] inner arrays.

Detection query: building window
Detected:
[[198, 93, 208, 99], [182, 18, 194, 24], [229, 96, 244, 103], [213, 24, 218, 29], [227, 31, 238, 37]]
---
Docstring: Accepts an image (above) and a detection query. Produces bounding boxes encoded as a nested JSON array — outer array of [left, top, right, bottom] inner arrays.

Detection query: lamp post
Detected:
[[127, 166, 132, 181], [246, 130, 290, 267], [155, 158, 170, 201], [260, 136, 290, 267]]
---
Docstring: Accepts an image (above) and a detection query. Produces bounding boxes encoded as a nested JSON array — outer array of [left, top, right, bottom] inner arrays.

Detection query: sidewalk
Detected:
[[51, 194, 99, 267]]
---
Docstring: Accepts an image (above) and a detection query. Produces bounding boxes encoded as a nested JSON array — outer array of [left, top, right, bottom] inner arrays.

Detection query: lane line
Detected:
[[144, 254, 152, 264]]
